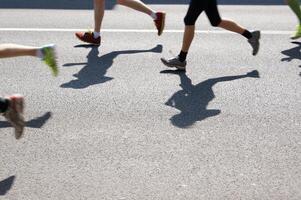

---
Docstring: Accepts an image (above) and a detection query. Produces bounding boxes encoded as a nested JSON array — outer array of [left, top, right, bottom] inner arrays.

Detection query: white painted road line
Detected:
[[0, 28, 292, 35]]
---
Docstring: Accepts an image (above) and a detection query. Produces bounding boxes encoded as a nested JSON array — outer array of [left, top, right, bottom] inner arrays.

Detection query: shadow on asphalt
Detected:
[[61, 44, 163, 89], [281, 41, 301, 76], [161, 69, 260, 128], [0, 112, 52, 129], [0, 0, 284, 9], [0, 176, 15, 196]]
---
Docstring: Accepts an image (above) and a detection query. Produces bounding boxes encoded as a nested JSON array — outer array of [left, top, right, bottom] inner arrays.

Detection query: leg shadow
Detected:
[[0, 112, 52, 129], [161, 70, 260, 128], [0, 176, 15, 196], [61, 44, 163, 89], [26, 112, 52, 128]]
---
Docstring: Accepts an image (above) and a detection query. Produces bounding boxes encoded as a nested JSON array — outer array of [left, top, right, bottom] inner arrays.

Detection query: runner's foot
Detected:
[[291, 25, 301, 40], [3, 94, 25, 140], [75, 31, 101, 45], [248, 31, 261, 56], [41, 44, 58, 77], [161, 56, 187, 71], [154, 12, 166, 36]]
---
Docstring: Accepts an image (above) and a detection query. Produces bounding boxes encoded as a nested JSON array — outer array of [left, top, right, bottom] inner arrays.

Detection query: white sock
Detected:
[[36, 44, 55, 59], [93, 32, 100, 39], [150, 12, 157, 20], [36, 48, 44, 59]]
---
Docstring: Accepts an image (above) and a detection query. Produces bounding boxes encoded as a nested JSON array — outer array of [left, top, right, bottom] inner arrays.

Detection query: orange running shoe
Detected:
[[154, 12, 166, 36], [75, 31, 101, 45]]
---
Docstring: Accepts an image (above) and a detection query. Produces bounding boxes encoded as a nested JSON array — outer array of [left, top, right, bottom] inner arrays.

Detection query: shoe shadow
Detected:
[[161, 69, 260, 128], [0, 112, 52, 129], [281, 41, 301, 76], [0, 176, 15, 196], [61, 44, 163, 89], [281, 42, 301, 62]]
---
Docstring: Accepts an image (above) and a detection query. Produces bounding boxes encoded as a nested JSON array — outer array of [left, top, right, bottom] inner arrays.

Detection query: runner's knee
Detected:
[[209, 18, 221, 27], [184, 15, 197, 26]]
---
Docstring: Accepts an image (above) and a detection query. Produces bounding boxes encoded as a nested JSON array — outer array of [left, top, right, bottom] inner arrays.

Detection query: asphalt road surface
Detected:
[[0, 3, 300, 200]]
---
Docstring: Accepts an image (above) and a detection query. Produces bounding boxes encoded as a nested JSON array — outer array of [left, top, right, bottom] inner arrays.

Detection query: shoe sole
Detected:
[[75, 34, 100, 46], [158, 13, 166, 36], [161, 58, 186, 71]]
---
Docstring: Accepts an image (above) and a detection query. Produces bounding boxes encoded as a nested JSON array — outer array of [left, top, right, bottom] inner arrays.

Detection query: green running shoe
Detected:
[[41, 44, 58, 77], [291, 25, 301, 40]]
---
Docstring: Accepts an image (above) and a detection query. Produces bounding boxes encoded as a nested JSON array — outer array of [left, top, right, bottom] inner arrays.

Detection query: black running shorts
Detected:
[[184, 0, 222, 26]]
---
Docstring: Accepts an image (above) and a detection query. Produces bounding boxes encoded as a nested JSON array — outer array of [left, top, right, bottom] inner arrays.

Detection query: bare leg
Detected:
[[94, 0, 105, 32], [218, 19, 260, 55], [117, 0, 155, 16], [160, 25, 194, 69], [218, 19, 245, 34], [181, 25, 195, 52], [0, 44, 38, 58], [74, 0, 104, 44]]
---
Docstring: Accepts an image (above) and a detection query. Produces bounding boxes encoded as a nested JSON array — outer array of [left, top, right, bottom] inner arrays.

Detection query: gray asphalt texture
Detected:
[[0, 4, 301, 200]]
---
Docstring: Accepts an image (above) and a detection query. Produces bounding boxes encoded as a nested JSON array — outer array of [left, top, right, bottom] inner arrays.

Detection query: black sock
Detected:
[[178, 51, 188, 62], [0, 98, 9, 113], [242, 30, 252, 39]]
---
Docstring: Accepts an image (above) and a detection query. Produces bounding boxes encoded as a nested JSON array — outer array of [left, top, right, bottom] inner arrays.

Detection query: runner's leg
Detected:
[[117, 0, 166, 35], [205, 0, 260, 55]]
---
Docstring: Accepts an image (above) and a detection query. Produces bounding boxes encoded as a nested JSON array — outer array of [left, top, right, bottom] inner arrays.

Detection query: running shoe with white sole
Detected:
[[161, 56, 187, 71]]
